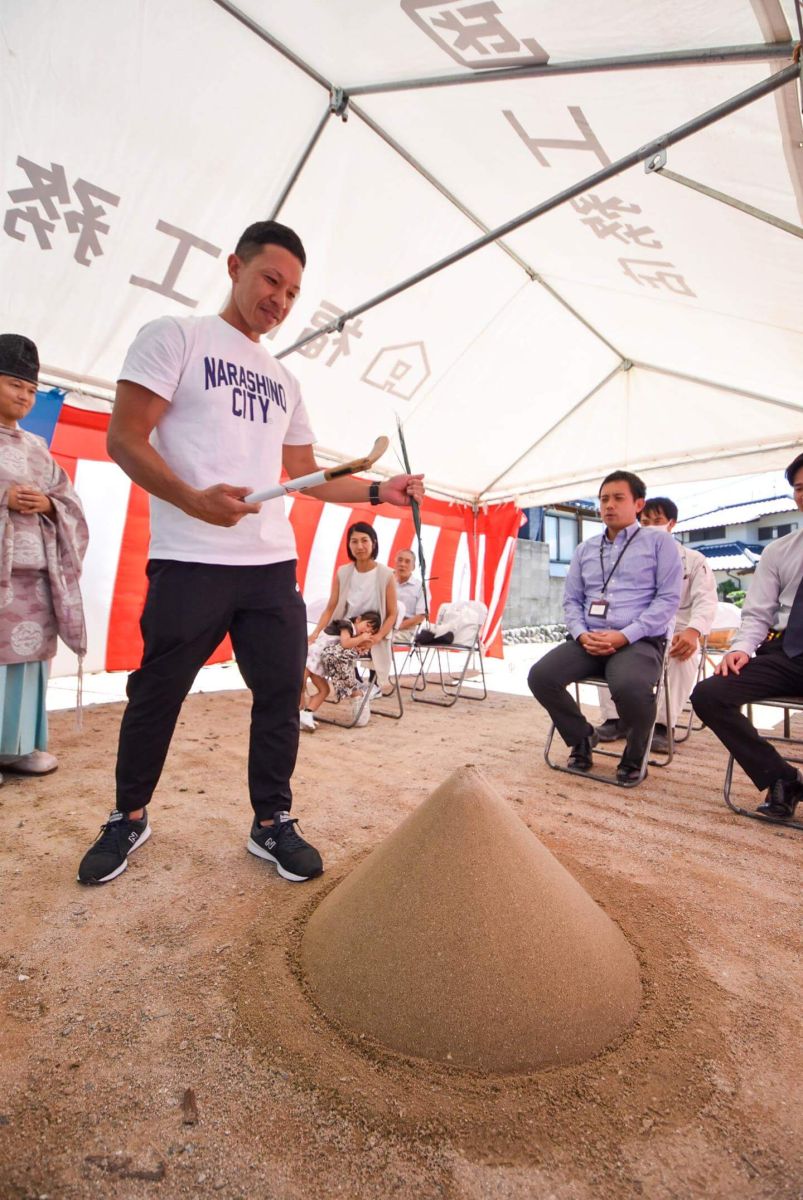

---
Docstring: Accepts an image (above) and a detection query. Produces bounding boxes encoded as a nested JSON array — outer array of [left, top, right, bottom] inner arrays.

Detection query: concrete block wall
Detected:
[[503, 540, 565, 628]]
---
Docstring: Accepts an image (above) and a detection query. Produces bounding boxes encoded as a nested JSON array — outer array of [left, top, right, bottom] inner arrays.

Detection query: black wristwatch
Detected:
[[368, 482, 381, 506]]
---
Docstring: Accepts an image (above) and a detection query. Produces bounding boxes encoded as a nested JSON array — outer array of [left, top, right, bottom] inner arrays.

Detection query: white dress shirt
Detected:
[[396, 577, 426, 620], [676, 544, 718, 637], [730, 528, 803, 656]]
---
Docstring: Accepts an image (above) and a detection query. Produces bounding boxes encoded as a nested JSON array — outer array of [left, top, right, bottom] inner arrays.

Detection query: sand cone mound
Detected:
[[302, 765, 641, 1072]]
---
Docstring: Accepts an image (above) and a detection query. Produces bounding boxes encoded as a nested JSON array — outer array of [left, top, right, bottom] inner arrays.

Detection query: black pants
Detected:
[[691, 638, 803, 791], [115, 559, 307, 822], [528, 636, 666, 765]]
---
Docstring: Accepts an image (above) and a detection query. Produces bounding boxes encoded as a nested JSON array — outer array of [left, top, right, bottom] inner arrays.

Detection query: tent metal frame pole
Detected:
[[269, 105, 334, 220], [349, 101, 627, 361], [209, 0, 332, 89], [277, 61, 801, 360], [346, 43, 796, 97], [648, 161, 803, 240], [633, 362, 803, 416]]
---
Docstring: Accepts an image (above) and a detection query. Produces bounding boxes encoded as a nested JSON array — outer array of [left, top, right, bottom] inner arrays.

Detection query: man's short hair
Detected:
[[235, 220, 306, 268], [643, 496, 678, 523], [599, 470, 646, 501], [785, 451, 803, 486], [396, 549, 416, 564]]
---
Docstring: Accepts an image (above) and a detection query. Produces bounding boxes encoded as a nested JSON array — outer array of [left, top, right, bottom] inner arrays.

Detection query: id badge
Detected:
[[588, 598, 609, 618]]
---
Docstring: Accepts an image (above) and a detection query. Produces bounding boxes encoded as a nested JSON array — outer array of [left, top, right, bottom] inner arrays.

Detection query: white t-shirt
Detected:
[[119, 314, 316, 565]]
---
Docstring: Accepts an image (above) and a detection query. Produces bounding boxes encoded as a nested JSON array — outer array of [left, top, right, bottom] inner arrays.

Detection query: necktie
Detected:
[[782, 572, 803, 658]]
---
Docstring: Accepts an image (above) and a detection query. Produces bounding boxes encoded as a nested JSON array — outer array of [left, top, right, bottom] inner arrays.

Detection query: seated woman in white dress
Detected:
[[306, 521, 398, 698]]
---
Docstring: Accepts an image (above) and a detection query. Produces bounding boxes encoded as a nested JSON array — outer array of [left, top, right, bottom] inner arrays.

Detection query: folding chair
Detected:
[[392, 635, 427, 692], [544, 645, 673, 788], [411, 601, 488, 708], [723, 695, 803, 831]]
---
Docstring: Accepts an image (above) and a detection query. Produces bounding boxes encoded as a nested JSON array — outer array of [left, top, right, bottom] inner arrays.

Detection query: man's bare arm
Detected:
[[108, 381, 260, 527]]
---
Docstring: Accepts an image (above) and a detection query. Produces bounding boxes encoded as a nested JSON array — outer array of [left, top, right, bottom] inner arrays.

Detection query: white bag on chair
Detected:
[[431, 601, 487, 647]]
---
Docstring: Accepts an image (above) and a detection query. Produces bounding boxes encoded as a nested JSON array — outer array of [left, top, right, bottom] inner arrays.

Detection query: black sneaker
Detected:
[[77, 809, 151, 885], [650, 724, 670, 754], [247, 812, 323, 882], [756, 775, 802, 821]]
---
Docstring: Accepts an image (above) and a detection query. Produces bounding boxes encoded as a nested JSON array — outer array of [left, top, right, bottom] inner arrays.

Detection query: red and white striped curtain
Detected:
[[50, 405, 520, 676]]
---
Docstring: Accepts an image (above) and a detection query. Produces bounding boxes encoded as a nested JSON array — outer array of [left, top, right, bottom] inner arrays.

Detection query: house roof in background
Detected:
[[675, 495, 796, 533], [696, 540, 764, 571]]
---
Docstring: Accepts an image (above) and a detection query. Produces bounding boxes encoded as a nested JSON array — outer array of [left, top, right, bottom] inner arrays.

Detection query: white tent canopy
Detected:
[[2, 0, 802, 504]]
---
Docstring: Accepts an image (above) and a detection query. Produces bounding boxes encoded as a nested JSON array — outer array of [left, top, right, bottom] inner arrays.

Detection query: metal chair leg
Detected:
[[411, 636, 487, 707], [723, 753, 803, 831]]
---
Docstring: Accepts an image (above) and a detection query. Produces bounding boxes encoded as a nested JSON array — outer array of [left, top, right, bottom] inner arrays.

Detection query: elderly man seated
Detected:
[[597, 496, 718, 753], [692, 452, 803, 822], [393, 548, 427, 643], [528, 470, 682, 783]]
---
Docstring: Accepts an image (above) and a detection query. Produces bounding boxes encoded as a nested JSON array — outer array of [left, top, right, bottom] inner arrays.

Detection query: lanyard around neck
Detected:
[[598, 527, 640, 594]]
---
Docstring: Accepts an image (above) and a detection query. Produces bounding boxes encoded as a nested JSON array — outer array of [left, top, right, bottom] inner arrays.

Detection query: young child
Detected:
[[300, 610, 381, 731], [0, 334, 88, 781]]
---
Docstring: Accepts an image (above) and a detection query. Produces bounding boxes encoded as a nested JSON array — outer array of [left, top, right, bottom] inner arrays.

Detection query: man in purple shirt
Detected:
[[528, 471, 683, 783]]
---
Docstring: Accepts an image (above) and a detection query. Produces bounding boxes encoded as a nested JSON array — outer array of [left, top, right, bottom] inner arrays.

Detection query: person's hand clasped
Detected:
[[670, 627, 700, 662], [7, 483, 53, 515], [189, 484, 261, 527], [715, 650, 750, 676], [579, 630, 628, 656], [380, 474, 424, 508]]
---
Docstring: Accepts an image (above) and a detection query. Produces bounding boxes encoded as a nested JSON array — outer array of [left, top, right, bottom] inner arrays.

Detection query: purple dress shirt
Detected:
[[563, 521, 683, 644]]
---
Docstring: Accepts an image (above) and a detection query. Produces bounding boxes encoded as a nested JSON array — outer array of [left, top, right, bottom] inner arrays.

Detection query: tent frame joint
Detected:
[[329, 87, 349, 120]]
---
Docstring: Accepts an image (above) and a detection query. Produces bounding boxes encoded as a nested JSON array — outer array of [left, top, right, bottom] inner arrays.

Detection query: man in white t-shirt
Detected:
[[393, 548, 427, 643], [77, 220, 423, 887]]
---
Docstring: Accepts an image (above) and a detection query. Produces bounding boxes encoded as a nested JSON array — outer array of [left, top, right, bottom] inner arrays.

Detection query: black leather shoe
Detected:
[[650, 724, 670, 754], [756, 775, 802, 820], [616, 759, 645, 785], [596, 719, 624, 743], [567, 729, 599, 772]]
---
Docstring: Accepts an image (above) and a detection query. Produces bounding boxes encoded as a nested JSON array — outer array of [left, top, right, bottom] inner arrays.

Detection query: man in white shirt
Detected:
[[77, 220, 423, 886], [393, 548, 427, 643], [692, 453, 803, 821], [597, 496, 718, 752]]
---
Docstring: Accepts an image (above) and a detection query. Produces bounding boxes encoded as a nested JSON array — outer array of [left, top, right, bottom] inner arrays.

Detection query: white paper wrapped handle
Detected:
[[246, 435, 389, 503]]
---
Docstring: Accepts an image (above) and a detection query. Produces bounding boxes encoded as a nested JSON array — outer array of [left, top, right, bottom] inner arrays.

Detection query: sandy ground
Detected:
[[1, 668, 801, 1200]]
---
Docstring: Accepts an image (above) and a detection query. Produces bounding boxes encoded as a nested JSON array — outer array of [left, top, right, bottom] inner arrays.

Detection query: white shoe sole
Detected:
[[246, 837, 313, 882], [77, 823, 152, 884]]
